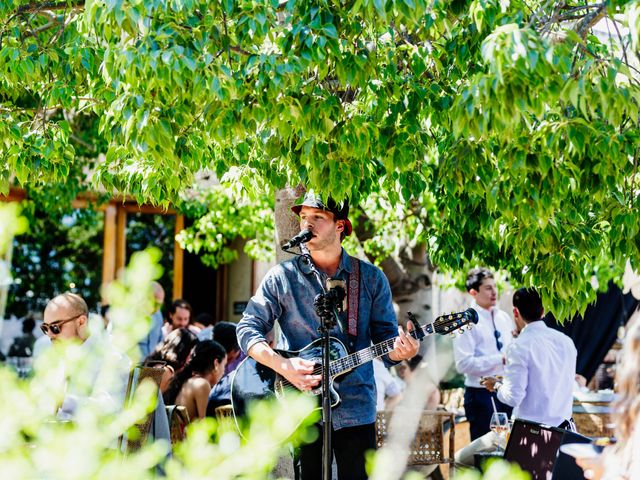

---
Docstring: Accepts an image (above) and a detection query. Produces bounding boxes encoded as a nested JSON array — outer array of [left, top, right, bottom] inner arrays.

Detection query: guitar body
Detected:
[[230, 307, 478, 433], [230, 337, 349, 419]]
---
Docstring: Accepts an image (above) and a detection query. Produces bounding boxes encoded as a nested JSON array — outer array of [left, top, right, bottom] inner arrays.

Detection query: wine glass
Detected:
[[489, 412, 510, 454]]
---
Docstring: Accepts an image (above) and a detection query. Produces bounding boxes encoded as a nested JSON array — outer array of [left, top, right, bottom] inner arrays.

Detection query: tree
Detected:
[[1, 0, 640, 318]]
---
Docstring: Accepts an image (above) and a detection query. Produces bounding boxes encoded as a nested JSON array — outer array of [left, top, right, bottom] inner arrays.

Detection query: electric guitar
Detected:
[[230, 308, 478, 424]]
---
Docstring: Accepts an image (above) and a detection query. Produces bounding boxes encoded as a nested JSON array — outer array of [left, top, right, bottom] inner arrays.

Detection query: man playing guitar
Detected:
[[236, 193, 419, 480]]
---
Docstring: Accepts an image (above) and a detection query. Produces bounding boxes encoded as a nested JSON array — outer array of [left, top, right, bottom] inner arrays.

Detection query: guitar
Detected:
[[230, 308, 478, 424]]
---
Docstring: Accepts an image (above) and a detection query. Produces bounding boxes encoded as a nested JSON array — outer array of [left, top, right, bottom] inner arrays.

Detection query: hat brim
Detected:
[[291, 205, 352, 236]]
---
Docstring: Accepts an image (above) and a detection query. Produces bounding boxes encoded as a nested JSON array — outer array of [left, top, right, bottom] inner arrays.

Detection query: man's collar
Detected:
[[471, 301, 494, 314], [338, 248, 352, 274], [298, 248, 352, 276]]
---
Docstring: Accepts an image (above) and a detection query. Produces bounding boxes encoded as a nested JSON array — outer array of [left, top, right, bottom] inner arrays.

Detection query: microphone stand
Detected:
[[294, 243, 343, 480]]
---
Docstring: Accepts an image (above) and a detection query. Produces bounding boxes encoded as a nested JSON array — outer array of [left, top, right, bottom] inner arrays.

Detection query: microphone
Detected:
[[282, 230, 313, 250]]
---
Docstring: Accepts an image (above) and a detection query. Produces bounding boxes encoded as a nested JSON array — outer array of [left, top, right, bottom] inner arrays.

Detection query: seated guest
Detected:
[[213, 322, 244, 374], [374, 358, 403, 412], [577, 310, 640, 480], [162, 299, 200, 338], [456, 287, 577, 466], [144, 327, 199, 393], [41, 292, 131, 419], [207, 325, 271, 416], [137, 281, 165, 358], [8, 315, 37, 357], [163, 340, 227, 421], [194, 313, 216, 337]]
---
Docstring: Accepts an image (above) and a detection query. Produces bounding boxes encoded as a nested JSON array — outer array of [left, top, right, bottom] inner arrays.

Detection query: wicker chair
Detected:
[[119, 365, 165, 454], [166, 405, 190, 445], [214, 404, 234, 420], [375, 409, 456, 474]]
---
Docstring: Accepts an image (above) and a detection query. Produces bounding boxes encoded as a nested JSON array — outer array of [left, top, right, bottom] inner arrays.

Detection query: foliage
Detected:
[[0, 204, 318, 480], [0, 202, 28, 255], [2, 1, 640, 318], [7, 203, 104, 317], [176, 178, 275, 269], [125, 211, 176, 299]]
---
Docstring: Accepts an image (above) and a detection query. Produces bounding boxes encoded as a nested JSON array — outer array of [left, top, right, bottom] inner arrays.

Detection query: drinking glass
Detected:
[[489, 412, 510, 454]]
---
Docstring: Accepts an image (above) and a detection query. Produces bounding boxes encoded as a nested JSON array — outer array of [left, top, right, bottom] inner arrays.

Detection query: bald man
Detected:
[[42, 292, 91, 343], [42, 292, 131, 419]]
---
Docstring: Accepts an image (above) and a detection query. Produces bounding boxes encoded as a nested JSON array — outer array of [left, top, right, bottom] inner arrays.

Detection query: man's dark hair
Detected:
[[465, 268, 494, 292], [22, 315, 36, 334], [169, 298, 192, 316], [213, 321, 239, 353], [512, 288, 544, 322], [195, 312, 215, 327]]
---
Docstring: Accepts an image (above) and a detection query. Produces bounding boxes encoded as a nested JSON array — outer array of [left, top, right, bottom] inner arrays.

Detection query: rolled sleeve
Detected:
[[236, 273, 282, 354]]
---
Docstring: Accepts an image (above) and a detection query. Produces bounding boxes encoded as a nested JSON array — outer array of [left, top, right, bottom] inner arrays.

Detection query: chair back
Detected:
[[375, 410, 455, 469], [119, 365, 164, 454], [166, 405, 190, 445], [214, 404, 234, 420]]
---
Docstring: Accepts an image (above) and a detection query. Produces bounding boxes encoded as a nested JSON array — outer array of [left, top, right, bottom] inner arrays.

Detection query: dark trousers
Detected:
[[464, 387, 513, 441], [296, 422, 376, 480]]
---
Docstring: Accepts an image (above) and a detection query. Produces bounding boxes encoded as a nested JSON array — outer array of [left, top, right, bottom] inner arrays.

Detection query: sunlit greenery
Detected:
[[2, 1, 640, 318]]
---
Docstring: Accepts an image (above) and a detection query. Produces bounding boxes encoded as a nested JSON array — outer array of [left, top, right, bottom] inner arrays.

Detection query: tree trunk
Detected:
[[274, 186, 306, 264]]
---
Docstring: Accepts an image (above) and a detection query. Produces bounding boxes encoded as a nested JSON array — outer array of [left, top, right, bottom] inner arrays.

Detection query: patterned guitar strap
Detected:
[[347, 255, 360, 337]]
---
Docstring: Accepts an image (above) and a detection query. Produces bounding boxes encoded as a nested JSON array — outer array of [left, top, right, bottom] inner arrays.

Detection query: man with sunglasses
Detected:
[[42, 292, 130, 419], [453, 268, 516, 440]]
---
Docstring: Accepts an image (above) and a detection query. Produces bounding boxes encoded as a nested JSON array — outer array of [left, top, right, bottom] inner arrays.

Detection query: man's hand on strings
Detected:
[[388, 322, 420, 362], [277, 357, 321, 392]]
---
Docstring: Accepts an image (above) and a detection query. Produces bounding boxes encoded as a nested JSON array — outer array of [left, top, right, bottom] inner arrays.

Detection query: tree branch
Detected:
[[16, 1, 84, 15]]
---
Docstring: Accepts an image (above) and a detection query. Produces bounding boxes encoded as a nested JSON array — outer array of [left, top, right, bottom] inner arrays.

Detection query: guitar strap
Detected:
[[347, 256, 360, 337]]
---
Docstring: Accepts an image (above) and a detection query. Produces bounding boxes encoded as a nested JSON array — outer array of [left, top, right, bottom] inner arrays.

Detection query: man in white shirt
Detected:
[[483, 287, 577, 427], [453, 268, 516, 440], [373, 358, 403, 411], [455, 287, 577, 466], [41, 292, 131, 419]]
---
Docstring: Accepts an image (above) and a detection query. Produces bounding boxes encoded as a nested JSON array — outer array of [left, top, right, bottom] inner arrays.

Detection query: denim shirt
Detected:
[[236, 248, 398, 430]]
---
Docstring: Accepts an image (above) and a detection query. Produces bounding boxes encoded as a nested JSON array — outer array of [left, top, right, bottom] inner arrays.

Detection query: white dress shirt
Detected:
[[453, 303, 515, 388], [58, 330, 131, 419], [373, 358, 402, 411], [497, 320, 577, 427]]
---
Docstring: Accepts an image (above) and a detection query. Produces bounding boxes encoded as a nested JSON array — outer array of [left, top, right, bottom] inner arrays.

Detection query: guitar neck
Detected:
[[329, 323, 434, 377]]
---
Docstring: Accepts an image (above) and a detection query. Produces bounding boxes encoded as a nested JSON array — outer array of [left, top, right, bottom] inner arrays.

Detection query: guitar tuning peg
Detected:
[[449, 332, 456, 338], [467, 325, 473, 330]]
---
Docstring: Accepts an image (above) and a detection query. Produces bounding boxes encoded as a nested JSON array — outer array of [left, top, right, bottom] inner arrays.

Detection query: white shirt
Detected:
[[58, 330, 131, 419], [497, 320, 576, 427], [453, 303, 515, 388], [373, 358, 402, 411]]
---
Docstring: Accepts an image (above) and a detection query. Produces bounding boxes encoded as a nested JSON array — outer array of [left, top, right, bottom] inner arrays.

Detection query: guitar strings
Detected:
[[276, 311, 469, 390]]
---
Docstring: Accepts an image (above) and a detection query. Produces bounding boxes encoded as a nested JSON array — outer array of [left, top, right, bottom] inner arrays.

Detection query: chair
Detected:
[[119, 365, 165, 454], [166, 405, 190, 445], [375, 409, 455, 474], [214, 404, 234, 420]]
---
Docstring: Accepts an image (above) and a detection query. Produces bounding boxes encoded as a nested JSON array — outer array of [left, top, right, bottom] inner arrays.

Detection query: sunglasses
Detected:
[[41, 313, 84, 335], [494, 329, 503, 351]]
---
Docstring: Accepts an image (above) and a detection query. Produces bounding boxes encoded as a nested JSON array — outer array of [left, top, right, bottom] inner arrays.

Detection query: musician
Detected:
[[236, 193, 419, 480]]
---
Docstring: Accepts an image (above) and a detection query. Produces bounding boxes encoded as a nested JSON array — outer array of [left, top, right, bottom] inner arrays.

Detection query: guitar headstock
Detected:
[[433, 308, 479, 336]]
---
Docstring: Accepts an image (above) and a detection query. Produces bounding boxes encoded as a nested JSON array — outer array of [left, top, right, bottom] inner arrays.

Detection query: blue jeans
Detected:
[[464, 387, 513, 441]]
